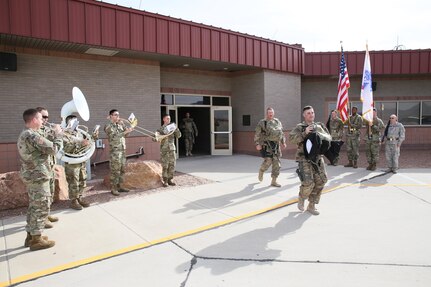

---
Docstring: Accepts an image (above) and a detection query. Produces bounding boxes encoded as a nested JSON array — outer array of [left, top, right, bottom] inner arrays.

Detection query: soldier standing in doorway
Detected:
[[254, 107, 286, 187], [181, 112, 198, 156]]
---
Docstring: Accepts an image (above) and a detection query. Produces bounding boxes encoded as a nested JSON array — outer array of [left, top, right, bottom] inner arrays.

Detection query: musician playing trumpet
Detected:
[[104, 109, 133, 196], [63, 115, 99, 210], [155, 114, 181, 187]]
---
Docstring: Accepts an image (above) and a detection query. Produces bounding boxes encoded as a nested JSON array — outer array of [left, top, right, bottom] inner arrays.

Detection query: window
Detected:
[[327, 100, 431, 126], [398, 102, 420, 125], [160, 94, 173, 105], [212, 97, 230, 106], [377, 102, 396, 123], [175, 95, 210, 105], [422, 101, 431, 125]]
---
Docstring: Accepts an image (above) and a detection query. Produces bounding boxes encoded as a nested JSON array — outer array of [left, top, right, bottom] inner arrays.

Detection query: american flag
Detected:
[[336, 48, 350, 122]]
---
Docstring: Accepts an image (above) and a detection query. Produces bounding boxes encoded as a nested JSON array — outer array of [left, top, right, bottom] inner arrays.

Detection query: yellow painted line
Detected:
[[1, 182, 429, 287]]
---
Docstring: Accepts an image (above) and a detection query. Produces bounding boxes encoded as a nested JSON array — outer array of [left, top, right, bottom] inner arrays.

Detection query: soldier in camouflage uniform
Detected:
[[383, 114, 405, 173], [344, 106, 363, 168], [104, 109, 133, 196], [156, 115, 181, 187], [326, 110, 344, 165], [63, 115, 99, 210], [18, 108, 63, 251], [181, 112, 198, 157], [36, 107, 58, 227], [289, 106, 330, 215], [254, 107, 286, 187], [364, 108, 385, 171]]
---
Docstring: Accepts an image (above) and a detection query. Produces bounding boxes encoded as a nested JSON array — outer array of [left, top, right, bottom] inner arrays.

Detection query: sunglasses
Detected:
[[42, 116, 49, 119]]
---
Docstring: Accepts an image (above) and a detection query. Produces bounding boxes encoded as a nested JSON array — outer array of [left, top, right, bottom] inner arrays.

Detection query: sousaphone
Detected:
[[56, 87, 96, 164]]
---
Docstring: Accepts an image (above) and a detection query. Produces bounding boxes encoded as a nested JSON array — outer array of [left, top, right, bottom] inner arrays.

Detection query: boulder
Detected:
[[0, 165, 69, 211], [103, 160, 163, 190]]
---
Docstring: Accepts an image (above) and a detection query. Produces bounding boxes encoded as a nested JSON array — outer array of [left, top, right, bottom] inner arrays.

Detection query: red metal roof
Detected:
[[304, 49, 431, 76], [0, 0, 305, 74]]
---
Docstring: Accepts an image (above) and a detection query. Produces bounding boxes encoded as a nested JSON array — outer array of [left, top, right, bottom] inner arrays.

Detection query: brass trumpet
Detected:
[[119, 118, 175, 142]]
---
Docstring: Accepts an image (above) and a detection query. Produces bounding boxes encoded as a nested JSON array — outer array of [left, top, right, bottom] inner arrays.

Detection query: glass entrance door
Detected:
[[210, 107, 232, 155]]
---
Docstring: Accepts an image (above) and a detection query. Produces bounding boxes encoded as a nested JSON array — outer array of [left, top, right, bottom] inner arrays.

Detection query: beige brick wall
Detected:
[[160, 68, 231, 92], [231, 71, 265, 132], [0, 52, 163, 172], [263, 71, 302, 130], [1, 52, 161, 142]]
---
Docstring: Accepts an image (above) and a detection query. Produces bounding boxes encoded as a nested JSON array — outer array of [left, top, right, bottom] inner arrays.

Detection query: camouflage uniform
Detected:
[[182, 118, 198, 156], [384, 122, 405, 171], [364, 117, 385, 168], [254, 118, 285, 180], [105, 121, 128, 191], [63, 130, 94, 200], [346, 114, 363, 162], [37, 126, 56, 205], [17, 128, 63, 235], [328, 117, 344, 165], [158, 125, 181, 182], [289, 122, 329, 205]]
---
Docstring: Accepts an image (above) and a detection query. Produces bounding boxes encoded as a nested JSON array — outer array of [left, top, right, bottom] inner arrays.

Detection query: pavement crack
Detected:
[[96, 205, 148, 242]]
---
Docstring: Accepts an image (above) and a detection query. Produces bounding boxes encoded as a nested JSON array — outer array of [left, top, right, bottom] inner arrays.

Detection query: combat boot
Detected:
[[111, 189, 120, 196], [167, 178, 176, 186], [44, 219, 53, 229], [70, 199, 83, 210], [162, 177, 169, 187], [353, 161, 358, 168], [366, 163, 372, 170], [271, 177, 281, 187], [77, 197, 90, 208], [118, 187, 130, 193], [258, 170, 264, 182], [344, 160, 353, 167], [24, 232, 48, 248], [297, 197, 305, 212], [29, 235, 55, 251], [370, 163, 377, 171], [47, 215, 59, 222], [307, 202, 320, 216]]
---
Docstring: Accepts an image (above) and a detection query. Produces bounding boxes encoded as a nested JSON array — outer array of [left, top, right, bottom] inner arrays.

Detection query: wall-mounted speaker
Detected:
[[372, 81, 377, 91], [0, 52, 17, 71]]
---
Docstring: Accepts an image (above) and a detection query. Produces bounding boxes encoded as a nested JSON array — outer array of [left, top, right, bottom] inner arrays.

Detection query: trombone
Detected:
[[119, 118, 175, 142]]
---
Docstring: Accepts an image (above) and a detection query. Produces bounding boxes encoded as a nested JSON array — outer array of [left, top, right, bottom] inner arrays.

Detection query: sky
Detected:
[[98, 0, 431, 52]]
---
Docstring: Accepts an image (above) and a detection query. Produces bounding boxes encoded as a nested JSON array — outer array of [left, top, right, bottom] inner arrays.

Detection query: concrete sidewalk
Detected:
[[1, 155, 430, 286]]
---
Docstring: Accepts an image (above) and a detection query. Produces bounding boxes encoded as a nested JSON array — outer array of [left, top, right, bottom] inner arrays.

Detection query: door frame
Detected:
[[210, 106, 232, 155]]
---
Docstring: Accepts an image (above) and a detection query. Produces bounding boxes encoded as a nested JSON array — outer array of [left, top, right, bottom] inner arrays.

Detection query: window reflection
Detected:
[[214, 134, 229, 149], [422, 101, 431, 125], [398, 102, 420, 125], [161, 94, 173, 105], [378, 102, 397, 123], [175, 95, 210, 105], [214, 110, 229, 132]]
